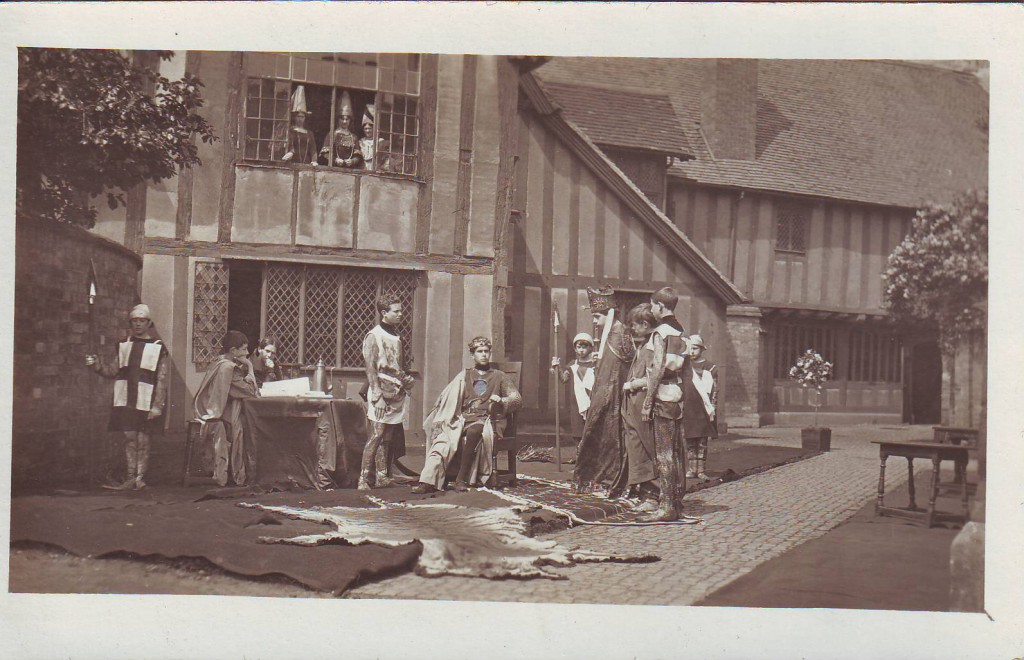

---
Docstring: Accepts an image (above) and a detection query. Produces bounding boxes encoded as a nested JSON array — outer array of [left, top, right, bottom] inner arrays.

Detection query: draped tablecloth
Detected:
[[241, 397, 371, 490]]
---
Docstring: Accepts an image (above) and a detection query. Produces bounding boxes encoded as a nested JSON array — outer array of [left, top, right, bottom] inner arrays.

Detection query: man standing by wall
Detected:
[[360, 293, 415, 490], [85, 303, 169, 491]]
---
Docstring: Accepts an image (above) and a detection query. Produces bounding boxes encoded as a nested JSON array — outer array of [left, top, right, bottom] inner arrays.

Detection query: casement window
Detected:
[[241, 52, 421, 177], [192, 260, 418, 371], [775, 200, 810, 254], [847, 329, 902, 383], [772, 323, 838, 379]]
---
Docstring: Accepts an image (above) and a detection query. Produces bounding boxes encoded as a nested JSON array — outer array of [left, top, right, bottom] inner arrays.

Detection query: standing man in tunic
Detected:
[[573, 286, 636, 497], [85, 303, 169, 491], [359, 293, 415, 490]]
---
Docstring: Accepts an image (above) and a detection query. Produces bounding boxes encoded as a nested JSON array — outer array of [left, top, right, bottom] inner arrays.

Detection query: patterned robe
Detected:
[[573, 319, 636, 495]]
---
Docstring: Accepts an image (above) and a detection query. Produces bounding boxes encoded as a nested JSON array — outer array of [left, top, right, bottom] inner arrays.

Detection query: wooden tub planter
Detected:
[[801, 427, 832, 452]]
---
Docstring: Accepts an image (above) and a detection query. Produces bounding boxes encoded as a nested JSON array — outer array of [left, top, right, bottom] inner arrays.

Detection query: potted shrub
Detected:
[[788, 349, 834, 451]]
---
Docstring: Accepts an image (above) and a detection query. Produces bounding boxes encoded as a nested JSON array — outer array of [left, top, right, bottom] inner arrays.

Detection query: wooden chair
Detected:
[[182, 417, 223, 487], [490, 361, 522, 488]]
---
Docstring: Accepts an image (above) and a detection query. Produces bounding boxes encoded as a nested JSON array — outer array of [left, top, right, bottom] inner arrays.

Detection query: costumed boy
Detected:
[[86, 303, 169, 491], [413, 337, 522, 494], [681, 334, 719, 481], [549, 332, 597, 444], [643, 286, 689, 519], [193, 330, 260, 487], [360, 293, 415, 490], [573, 286, 636, 497]]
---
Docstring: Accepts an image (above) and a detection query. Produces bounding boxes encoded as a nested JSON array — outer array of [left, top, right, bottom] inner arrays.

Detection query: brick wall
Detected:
[[13, 219, 141, 490], [722, 304, 765, 428]]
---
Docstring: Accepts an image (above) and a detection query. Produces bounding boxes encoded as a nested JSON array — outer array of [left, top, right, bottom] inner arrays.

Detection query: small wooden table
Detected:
[[932, 426, 979, 485], [871, 440, 970, 528]]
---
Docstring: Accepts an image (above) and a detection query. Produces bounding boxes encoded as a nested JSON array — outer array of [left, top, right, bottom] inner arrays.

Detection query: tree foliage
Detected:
[[16, 48, 217, 228], [883, 189, 988, 354]]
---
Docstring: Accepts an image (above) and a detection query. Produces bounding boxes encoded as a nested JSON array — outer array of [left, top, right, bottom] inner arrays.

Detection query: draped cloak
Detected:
[[573, 319, 635, 496]]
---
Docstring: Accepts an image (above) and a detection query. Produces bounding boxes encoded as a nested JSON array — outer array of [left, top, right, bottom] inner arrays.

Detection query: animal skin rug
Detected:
[[239, 497, 659, 579]]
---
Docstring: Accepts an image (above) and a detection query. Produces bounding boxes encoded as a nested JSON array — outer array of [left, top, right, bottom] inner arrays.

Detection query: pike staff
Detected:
[[552, 303, 562, 471]]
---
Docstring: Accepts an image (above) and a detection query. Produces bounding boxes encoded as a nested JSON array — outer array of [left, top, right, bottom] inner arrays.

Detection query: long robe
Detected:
[[194, 356, 259, 486], [622, 339, 657, 486], [573, 319, 635, 495]]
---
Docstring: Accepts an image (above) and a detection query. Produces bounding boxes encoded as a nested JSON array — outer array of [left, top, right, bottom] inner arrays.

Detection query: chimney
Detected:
[[700, 59, 759, 161]]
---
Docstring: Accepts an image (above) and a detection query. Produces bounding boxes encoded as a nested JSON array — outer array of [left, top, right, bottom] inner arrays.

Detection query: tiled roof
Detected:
[[537, 81, 693, 157], [535, 58, 988, 209]]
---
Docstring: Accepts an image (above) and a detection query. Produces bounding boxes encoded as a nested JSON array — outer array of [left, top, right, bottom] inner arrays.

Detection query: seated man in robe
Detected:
[[412, 336, 522, 494], [193, 330, 260, 486]]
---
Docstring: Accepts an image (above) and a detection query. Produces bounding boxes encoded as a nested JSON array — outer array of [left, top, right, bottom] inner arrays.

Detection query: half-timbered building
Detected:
[[534, 58, 988, 428]]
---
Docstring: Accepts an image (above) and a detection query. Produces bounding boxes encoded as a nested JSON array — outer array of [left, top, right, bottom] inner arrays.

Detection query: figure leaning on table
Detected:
[[86, 303, 169, 491], [412, 336, 522, 494], [193, 330, 260, 487], [359, 293, 415, 490]]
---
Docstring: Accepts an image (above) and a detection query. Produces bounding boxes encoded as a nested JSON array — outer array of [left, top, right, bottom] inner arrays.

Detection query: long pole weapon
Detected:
[[552, 303, 562, 471], [87, 259, 99, 487]]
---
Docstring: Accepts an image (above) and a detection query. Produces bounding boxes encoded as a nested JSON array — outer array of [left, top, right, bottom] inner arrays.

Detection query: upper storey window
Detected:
[[775, 199, 809, 254], [241, 52, 421, 177]]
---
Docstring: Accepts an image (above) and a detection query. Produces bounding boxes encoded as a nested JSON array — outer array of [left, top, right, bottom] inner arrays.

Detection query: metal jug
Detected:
[[312, 358, 326, 393]]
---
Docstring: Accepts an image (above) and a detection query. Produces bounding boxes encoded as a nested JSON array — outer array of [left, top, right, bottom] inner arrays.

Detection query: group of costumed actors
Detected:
[[572, 286, 718, 521], [279, 85, 387, 171]]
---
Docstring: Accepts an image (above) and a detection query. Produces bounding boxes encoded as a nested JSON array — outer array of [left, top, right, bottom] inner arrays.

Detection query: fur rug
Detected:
[[239, 497, 659, 580]]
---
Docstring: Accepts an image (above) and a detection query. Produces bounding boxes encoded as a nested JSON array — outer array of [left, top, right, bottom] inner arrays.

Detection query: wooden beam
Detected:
[[144, 236, 495, 274], [217, 52, 244, 243]]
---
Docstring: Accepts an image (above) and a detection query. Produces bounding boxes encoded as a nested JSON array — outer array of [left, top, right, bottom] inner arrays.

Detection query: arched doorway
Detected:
[[906, 341, 942, 424]]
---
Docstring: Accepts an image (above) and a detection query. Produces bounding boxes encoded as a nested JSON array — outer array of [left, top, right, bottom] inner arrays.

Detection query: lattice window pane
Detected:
[[341, 269, 380, 368], [265, 264, 302, 365], [773, 322, 836, 379], [775, 201, 809, 253], [303, 266, 340, 366], [375, 93, 418, 176], [192, 262, 229, 366], [243, 78, 290, 164], [616, 291, 650, 318], [381, 271, 418, 371]]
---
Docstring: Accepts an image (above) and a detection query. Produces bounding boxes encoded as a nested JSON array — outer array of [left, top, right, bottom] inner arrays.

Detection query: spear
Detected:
[[86, 259, 99, 487], [552, 303, 562, 471]]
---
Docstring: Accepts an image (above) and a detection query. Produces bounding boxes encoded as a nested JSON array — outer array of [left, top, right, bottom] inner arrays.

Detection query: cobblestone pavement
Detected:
[[347, 425, 934, 604]]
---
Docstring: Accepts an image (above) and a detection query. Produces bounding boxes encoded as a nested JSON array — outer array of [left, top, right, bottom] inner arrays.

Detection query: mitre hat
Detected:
[[585, 286, 616, 313]]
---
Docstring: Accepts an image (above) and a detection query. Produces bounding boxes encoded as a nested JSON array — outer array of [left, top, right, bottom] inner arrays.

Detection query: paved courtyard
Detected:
[[347, 425, 935, 604]]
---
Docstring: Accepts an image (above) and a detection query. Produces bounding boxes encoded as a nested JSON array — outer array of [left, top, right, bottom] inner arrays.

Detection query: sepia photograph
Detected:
[[1, 3, 1022, 659]]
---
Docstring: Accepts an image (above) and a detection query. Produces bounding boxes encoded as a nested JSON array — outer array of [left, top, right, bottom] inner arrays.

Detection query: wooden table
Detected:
[[871, 440, 970, 528], [932, 425, 979, 485]]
